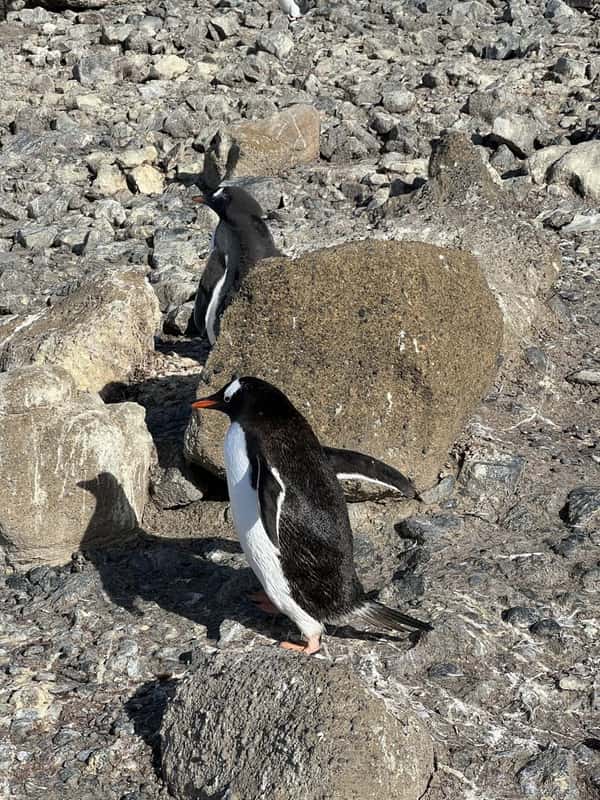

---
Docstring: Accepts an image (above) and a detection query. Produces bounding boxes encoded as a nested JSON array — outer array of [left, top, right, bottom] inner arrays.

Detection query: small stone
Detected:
[[428, 662, 463, 679], [567, 370, 600, 386], [566, 486, 600, 529], [116, 145, 158, 169], [491, 113, 538, 158], [150, 55, 189, 80], [502, 606, 539, 627], [558, 676, 588, 691], [256, 31, 294, 60], [93, 164, 129, 196], [525, 346, 548, 371], [164, 302, 194, 335], [419, 476, 456, 505], [382, 89, 416, 114], [529, 618, 561, 638], [129, 164, 164, 195], [548, 141, 600, 203], [518, 745, 578, 800], [581, 567, 600, 592], [16, 223, 58, 249], [209, 12, 239, 39]]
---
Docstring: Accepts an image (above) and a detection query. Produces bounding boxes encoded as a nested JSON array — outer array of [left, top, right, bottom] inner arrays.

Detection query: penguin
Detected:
[[192, 186, 281, 345], [278, 0, 310, 20], [191, 376, 432, 655]]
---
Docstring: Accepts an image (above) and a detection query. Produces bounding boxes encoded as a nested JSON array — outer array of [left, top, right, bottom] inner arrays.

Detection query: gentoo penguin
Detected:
[[192, 376, 432, 655], [278, 0, 310, 20], [192, 186, 280, 345]]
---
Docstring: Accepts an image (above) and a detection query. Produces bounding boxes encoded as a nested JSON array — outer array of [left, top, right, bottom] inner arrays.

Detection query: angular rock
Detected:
[[0, 366, 154, 566], [203, 104, 320, 188], [15, 222, 58, 250], [527, 145, 571, 184], [0, 270, 161, 394], [491, 113, 539, 158], [566, 486, 600, 530], [149, 55, 189, 80], [382, 89, 416, 114], [185, 240, 502, 487], [161, 648, 434, 800], [548, 141, 600, 202], [518, 746, 580, 800], [129, 164, 164, 195], [567, 369, 600, 385], [256, 31, 294, 60], [93, 164, 129, 197]]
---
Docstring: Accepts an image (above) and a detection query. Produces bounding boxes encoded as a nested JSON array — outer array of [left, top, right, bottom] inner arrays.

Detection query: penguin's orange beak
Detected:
[[192, 196, 205, 204], [191, 397, 219, 409]]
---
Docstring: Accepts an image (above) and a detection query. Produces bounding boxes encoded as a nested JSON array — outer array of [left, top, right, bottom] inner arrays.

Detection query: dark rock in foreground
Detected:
[[161, 647, 434, 800]]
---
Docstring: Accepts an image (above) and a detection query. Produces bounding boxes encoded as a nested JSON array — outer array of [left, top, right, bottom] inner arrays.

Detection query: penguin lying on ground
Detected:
[[192, 186, 281, 345], [192, 376, 432, 655]]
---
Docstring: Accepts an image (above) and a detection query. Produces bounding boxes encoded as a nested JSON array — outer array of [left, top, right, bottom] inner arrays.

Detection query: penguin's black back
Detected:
[[241, 390, 363, 622]]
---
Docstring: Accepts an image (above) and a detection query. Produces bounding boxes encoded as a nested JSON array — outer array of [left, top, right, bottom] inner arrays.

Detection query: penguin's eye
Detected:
[[224, 395, 230, 403]]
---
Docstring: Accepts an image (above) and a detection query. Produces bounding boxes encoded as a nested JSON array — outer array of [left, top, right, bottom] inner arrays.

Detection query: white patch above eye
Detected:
[[213, 187, 225, 199], [224, 378, 242, 401]]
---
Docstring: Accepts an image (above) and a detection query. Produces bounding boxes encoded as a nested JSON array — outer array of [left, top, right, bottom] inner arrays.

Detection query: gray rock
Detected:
[[256, 31, 294, 60], [0, 366, 154, 566], [74, 53, 122, 87], [185, 240, 502, 487], [567, 369, 600, 385], [566, 486, 600, 530], [382, 89, 416, 114], [502, 606, 539, 627], [161, 647, 434, 800], [518, 745, 579, 799], [15, 223, 58, 250], [491, 113, 539, 158], [548, 141, 600, 202], [0, 270, 161, 394], [530, 618, 562, 638]]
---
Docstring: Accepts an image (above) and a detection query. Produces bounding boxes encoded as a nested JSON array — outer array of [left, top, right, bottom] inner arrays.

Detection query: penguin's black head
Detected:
[[191, 376, 294, 422], [193, 186, 264, 224]]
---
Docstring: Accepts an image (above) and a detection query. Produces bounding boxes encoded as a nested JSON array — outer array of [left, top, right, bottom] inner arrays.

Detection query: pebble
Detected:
[[502, 606, 539, 627], [529, 618, 562, 638]]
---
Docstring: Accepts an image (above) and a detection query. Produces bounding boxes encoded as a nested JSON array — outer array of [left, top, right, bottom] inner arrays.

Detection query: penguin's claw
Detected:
[[280, 637, 321, 655]]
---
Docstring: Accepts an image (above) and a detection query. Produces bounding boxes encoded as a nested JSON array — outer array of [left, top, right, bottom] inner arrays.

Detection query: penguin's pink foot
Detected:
[[248, 591, 280, 615], [280, 637, 321, 656]]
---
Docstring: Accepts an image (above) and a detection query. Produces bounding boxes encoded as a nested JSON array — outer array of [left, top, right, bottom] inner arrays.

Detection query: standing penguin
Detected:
[[193, 186, 280, 345], [192, 376, 432, 655], [278, 0, 310, 20]]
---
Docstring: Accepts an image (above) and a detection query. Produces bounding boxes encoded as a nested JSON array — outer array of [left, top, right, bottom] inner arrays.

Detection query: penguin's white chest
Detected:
[[223, 422, 323, 639], [223, 423, 290, 604]]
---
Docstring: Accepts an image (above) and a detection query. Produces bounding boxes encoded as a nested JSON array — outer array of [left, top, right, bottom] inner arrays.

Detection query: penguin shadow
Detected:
[[77, 472, 290, 642]]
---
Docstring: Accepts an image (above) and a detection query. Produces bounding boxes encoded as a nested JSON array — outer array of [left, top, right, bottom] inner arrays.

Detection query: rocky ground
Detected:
[[1, 0, 599, 798]]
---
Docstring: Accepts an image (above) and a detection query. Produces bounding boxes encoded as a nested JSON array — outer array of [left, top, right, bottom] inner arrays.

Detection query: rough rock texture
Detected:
[[547, 141, 600, 202], [185, 240, 503, 487], [0, 365, 154, 565], [380, 133, 561, 346], [161, 647, 434, 800], [0, 270, 161, 393], [203, 104, 321, 188]]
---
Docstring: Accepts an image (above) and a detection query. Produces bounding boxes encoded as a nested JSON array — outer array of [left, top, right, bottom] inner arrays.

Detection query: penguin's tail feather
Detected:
[[353, 601, 433, 633]]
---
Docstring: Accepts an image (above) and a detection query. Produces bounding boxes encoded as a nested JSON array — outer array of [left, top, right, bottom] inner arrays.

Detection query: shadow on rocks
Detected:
[[77, 472, 275, 640]]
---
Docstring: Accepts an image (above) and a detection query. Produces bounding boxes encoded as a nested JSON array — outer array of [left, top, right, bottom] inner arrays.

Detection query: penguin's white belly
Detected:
[[223, 422, 322, 638]]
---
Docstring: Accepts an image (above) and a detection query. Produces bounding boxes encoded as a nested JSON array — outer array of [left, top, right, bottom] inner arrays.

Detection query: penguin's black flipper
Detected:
[[323, 446, 418, 499], [253, 453, 284, 549], [354, 600, 432, 632]]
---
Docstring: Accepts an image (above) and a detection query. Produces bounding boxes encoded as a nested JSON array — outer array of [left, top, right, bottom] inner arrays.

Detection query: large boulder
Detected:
[[0, 270, 161, 394], [184, 240, 502, 487], [161, 647, 434, 800], [203, 104, 321, 188], [0, 366, 154, 566], [379, 132, 561, 346]]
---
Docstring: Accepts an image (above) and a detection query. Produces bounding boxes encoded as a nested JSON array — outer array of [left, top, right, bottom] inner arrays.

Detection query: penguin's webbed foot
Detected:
[[280, 636, 321, 656]]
